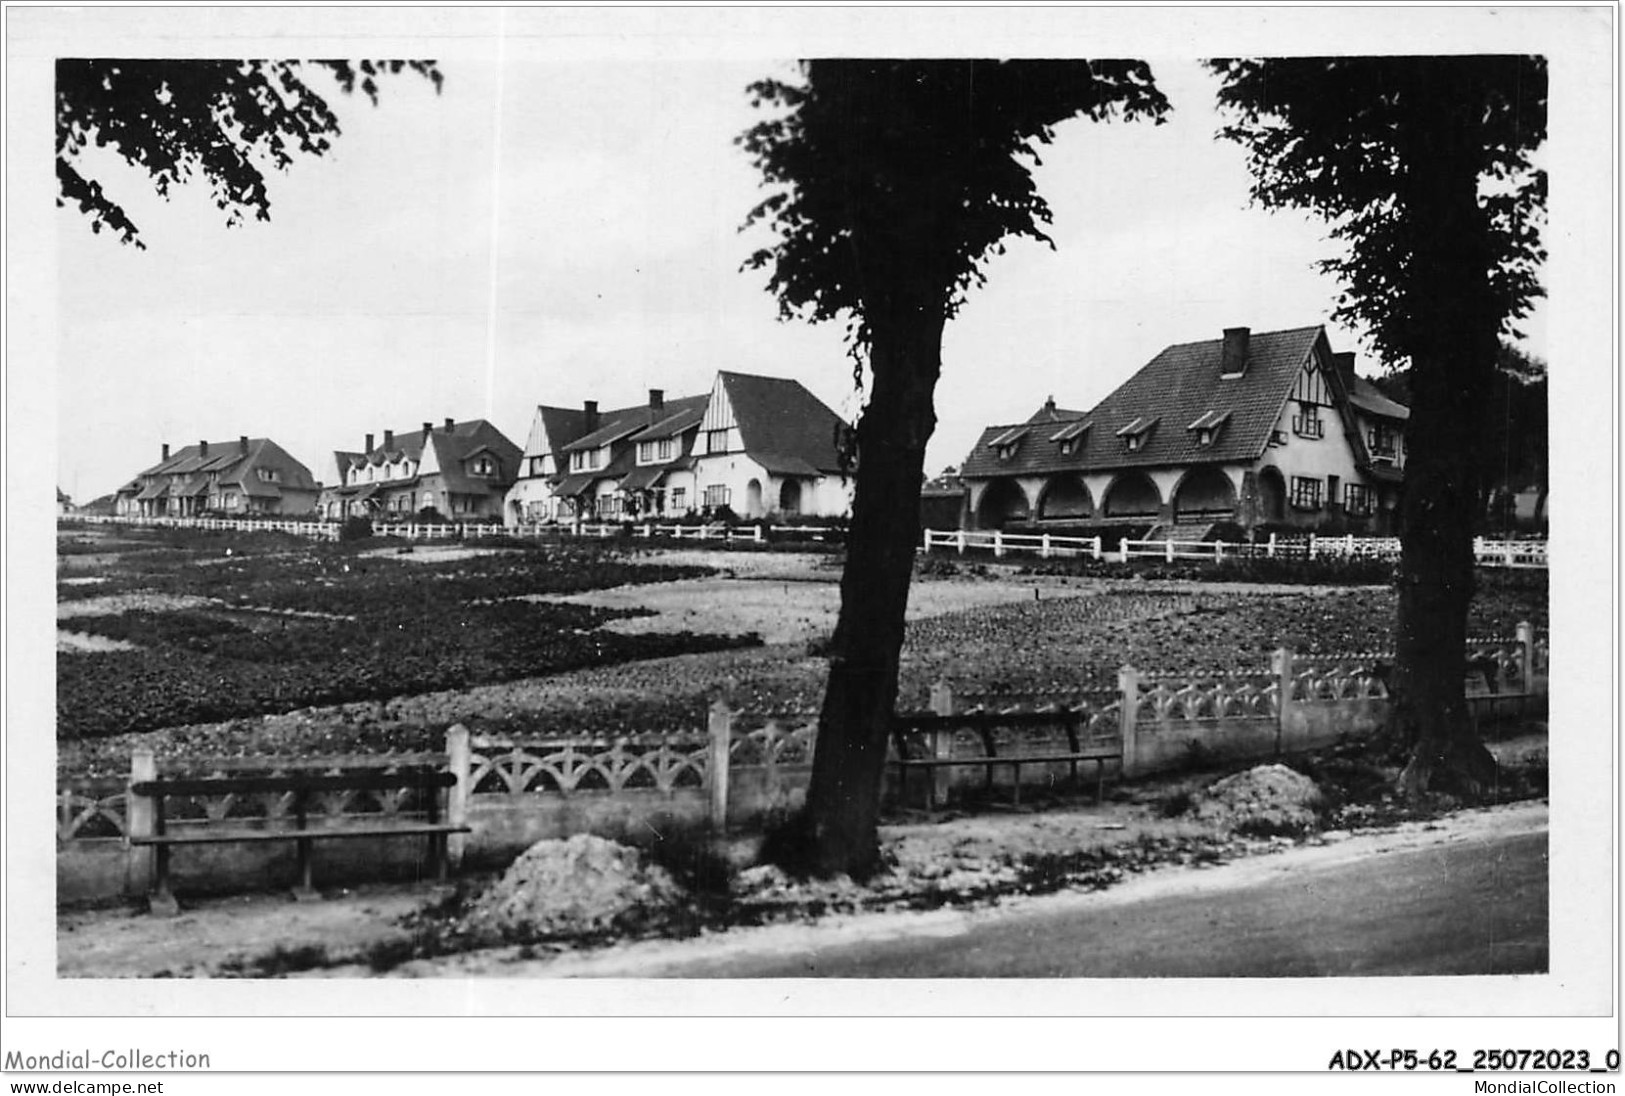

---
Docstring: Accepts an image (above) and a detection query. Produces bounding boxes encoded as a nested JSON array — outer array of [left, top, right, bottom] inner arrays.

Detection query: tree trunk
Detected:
[[1390, 132, 1502, 798], [764, 310, 944, 878]]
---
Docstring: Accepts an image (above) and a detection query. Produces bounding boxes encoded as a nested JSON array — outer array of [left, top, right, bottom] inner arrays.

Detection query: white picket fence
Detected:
[[501, 521, 841, 543], [922, 528, 1105, 559], [920, 528, 1547, 569], [69, 514, 503, 543]]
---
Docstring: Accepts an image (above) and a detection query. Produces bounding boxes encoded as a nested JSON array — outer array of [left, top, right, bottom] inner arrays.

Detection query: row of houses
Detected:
[[114, 370, 857, 525], [110, 323, 1412, 536]]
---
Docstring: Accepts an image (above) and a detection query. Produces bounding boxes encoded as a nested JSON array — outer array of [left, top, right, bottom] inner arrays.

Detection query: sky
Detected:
[[44, 11, 1568, 503]]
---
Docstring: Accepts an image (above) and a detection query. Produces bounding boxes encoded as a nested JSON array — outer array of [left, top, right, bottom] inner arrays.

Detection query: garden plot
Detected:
[[58, 592, 217, 619], [540, 570, 1092, 646]]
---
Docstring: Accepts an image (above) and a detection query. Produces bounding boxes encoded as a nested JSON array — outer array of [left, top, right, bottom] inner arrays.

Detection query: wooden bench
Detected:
[[891, 710, 1120, 809], [128, 769, 469, 915]]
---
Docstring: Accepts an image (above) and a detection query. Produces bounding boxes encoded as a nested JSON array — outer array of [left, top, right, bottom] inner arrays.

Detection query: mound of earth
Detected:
[[1194, 764, 1322, 834], [462, 835, 685, 941]]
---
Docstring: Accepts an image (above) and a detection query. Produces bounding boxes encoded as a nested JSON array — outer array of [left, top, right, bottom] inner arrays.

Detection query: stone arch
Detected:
[[1037, 475, 1093, 520], [975, 479, 1030, 528], [745, 478, 764, 518], [778, 479, 802, 515], [1101, 471, 1161, 518], [1256, 466, 1286, 523], [1173, 466, 1238, 522]]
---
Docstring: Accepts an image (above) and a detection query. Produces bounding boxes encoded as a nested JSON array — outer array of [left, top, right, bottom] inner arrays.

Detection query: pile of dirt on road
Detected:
[[461, 835, 685, 941], [1194, 764, 1322, 835]]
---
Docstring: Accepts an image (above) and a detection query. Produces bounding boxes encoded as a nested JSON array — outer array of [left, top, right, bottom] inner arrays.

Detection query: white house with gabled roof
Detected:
[[505, 371, 854, 525], [959, 325, 1408, 537]]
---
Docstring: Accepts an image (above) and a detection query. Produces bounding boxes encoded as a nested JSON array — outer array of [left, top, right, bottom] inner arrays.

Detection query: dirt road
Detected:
[[613, 831, 1547, 978], [383, 801, 1546, 979]]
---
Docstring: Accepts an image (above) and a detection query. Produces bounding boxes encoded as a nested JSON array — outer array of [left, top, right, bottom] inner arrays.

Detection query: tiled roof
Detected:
[[961, 326, 1330, 479], [637, 405, 706, 441], [619, 466, 669, 492], [720, 372, 847, 475], [552, 474, 596, 497], [562, 416, 650, 453], [750, 452, 825, 477], [558, 395, 710, 453], [138, 439, 319, 497], [1348, 376, 1411, 421], [351, 421, 521, 496], [1027, 401, 1090, 424]]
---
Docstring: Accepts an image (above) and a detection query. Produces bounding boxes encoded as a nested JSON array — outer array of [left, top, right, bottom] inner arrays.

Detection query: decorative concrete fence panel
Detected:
[[1124, 668, 1284, 777], [721, 709, 817, 827], [462, 731, 712, 867], [59, 751, 460, 904], [57, 625, 1546, 903]]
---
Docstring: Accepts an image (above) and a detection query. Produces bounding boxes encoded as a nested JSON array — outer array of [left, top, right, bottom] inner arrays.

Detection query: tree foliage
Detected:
[[739, 60, 1169, 372], [57, 58, 442, 248], [1210, 56, 1547, 797], [1209, 56, 1546, 362], [739, 60, 1168, 876]]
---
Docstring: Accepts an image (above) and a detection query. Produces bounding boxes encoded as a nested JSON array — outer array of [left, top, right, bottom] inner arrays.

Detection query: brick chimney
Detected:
[[365, 433, 375, 454], [649, 389, 665, 413], [444, 417, 455, 433], [1044, 395, 1056, 414], [1220, 327, 1250, 377], [239, 435, 249, 456], [1331, 351, 1357, 386], [162, 443, 170, 461], [422, 422, 433, 442], [583, 400, 600, 434], [383, 429, 394, 451], [199, 440, 209, 458]]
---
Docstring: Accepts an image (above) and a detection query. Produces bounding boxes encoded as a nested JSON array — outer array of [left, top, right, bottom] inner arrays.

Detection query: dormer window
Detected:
[[988, 426, 1028, 462], [1049, 419, 1090, 457], [470, 456, 496, 477], [1115, 416, 1159, 453], [637, 438, 675, 465], [1186, 410, 1231, 448]]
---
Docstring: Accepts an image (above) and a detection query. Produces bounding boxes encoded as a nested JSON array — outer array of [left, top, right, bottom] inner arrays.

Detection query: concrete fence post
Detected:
[[1165, 539, 1174, 563], [1267, 532, 1277, 559], [445, 724, 471, 870], [1040, 534, 1051, 559], [754, 524, 764, 543], [1092, 536, 1102, 561], [708, 700, 733, 832], [928, 680, 956, 808], [993, 531, 1006, 558], [126, 749, 157, 898], [1308, 533, 1318, 559], [1271, 647, 1294, 756], [1117, 666, 1140, 778], [1118, 537, 1128, 563], [1214, 540, 1225, 563], [956, 530, 967, 555], [1516, 620, 1534, 688], [1345, 534, 1355, 555]]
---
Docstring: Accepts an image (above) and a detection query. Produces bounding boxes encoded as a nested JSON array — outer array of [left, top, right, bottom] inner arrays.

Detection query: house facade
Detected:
[[116, 437, 321, 517], [321, 419, 521, 521], [959, 325, 1408, 537], [505, 371, 854, 525]]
